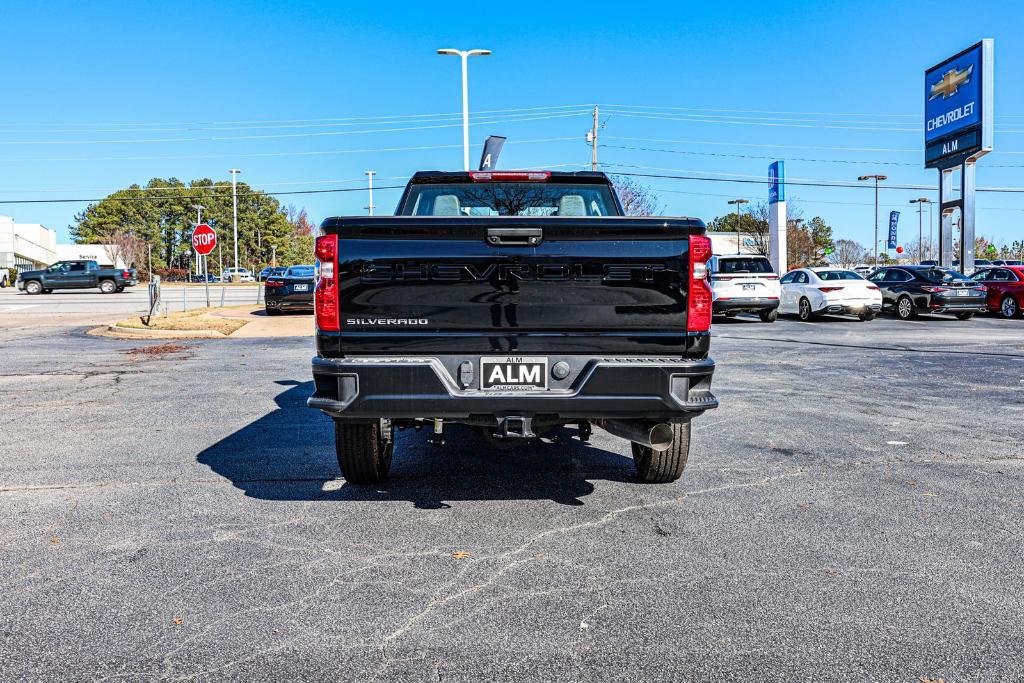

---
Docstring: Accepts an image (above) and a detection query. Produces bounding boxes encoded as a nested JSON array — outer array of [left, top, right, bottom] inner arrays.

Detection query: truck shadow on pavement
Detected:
[[197, 380, 637, 507]]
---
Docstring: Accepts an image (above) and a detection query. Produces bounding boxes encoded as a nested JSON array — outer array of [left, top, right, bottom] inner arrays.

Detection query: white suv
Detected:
[[221, 267, 255, 283], [709, 254, 781, 322]]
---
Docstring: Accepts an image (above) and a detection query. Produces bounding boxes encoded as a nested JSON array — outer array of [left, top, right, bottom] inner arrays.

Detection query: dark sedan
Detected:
[[867, 266, 987, 320], [264, 265, 315, 315]]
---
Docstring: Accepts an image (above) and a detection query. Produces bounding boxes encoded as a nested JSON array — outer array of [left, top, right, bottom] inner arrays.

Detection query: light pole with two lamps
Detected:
[[436, 48, 491, 171]]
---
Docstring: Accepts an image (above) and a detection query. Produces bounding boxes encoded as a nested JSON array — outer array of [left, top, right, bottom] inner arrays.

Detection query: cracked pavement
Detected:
[[1, 314, 1023, 681]]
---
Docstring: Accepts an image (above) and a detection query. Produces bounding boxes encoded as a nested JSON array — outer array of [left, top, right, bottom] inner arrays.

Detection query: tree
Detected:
[[611, 176, 663, 216], [828, 239, 867, 268], [708, 201, 802, 258], [71, 178, 303, 275], [97, 227, 148, 272], [787, 216, 834, 268]]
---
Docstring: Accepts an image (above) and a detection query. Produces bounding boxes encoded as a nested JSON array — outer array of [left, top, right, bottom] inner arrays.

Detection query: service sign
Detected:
[[924, 40, 993, 168]]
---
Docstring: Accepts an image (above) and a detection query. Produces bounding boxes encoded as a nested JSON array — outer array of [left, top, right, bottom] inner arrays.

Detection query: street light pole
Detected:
[[909, 198, 931, 263], [858, 175, 887, 266], [437, 48, 491, 170], [229, 169, 241, 279], [365, 170, 376, 215], [727, 199, 749, 255]]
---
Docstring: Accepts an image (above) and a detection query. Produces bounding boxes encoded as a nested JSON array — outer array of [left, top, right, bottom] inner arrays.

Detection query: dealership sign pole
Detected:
[[192, 223, 217, 308], [925, 40, 993, 273], [768, 161, 786, 274]]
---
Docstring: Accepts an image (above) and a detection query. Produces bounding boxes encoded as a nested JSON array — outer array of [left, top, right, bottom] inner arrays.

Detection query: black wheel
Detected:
[[895, 295, 916, 320], [631, 422, 691, 483], [99, 279, 116, 294], [999, 295, 1019, 319], [334, 420, 394, 485], [24, 280, 42, 295], [759, 308, 778, 323], [723, 311, 738, 318], [954, 311, 974, 321], [798, 297, 814, 321], [116, 286, 125, 293], [858, 310, 876, 321], [265, 307, 281, 316]]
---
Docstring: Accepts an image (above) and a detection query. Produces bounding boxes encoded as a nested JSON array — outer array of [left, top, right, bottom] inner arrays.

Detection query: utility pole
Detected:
[[365, 170, 376, 215], [858, 175, 887, 266], [229, 169, 241, 279], [588, 105, 599, 171], [437, 48, 491, 170], [909, 198, 931, 263], [728, 199, 749, 255]]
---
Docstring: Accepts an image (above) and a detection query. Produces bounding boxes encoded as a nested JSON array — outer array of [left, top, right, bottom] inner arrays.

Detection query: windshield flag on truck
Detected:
[[478, 136, 507, 171]]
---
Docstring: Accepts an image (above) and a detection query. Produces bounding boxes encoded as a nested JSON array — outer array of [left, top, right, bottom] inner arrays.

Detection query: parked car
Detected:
[[866, 265, 987, 320], [16, 260, 138, 294], [307, 170, 718, 485], [970, 266, 1024, 318], [990, 259, 1023, 267], [258, 266, 287, 282], [221, 267, 255, 282], [709, 254, 780, 322], [779, 267, 882, 321], [264, 264, 315, 315]]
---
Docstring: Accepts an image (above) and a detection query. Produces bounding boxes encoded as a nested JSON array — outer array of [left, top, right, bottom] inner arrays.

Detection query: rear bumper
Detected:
[[818, 302, 882, 314], [929, 303, 987, 314], [713, 297, 779, 313], [308, 355, 717, 422], [266, 293, 314, 309]]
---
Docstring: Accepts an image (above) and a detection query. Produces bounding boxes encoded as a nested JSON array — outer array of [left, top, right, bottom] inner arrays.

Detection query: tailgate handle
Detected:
[[486, 228, 543, 247]]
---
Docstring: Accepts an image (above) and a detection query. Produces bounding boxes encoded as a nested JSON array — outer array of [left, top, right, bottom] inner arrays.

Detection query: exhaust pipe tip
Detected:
[[648, 423, 674, 452]]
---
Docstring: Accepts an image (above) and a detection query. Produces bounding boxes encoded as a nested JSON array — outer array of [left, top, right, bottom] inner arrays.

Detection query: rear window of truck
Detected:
[[403, 183, 619, 217]]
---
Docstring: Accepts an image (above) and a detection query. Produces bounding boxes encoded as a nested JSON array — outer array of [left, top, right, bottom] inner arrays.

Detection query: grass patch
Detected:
[[116, 308, 249, 335]]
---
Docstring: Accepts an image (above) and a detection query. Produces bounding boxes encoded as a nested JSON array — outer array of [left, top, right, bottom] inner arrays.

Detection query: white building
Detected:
[[0, 216, 57, 272], [56, 243, 126, 269], [707, 231, 759, 256]]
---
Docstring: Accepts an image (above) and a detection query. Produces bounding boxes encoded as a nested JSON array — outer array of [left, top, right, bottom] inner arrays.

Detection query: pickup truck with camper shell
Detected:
[[307, 170, 718, 484], [16, 260, 138, 294]]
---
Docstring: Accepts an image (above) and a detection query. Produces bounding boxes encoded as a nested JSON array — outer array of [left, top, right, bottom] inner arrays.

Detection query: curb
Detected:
[[99, 325, 226, 339]]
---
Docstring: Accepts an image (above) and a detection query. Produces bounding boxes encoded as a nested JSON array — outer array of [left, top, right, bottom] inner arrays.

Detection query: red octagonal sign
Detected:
[[192, 224, 217, 256]]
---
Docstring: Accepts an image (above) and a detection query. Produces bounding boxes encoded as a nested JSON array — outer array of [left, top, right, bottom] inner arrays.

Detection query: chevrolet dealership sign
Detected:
[[925, 40, 993, 168]]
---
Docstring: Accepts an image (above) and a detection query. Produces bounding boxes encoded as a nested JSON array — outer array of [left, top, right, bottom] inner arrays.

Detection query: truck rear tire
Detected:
[[99, 279, 116, 294], [631, 421, 691, 483], [334, 420, 393, 485]]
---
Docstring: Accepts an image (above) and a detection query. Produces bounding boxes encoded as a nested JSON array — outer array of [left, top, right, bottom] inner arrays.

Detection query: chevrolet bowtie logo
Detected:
[[930, 65, 973, 100]]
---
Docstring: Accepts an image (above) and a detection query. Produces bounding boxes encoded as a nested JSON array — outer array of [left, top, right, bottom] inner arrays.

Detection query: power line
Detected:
[[0, 136, 580, 164], [0, 111, 589, 146], [0, 184, 409, 205], [600, 143, 920, 166], [604, 111, 919, 132]]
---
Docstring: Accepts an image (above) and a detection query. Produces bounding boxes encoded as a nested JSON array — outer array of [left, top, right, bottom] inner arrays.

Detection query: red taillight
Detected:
[[687, 235, 713, 333], [977, 285, 987, 292], [922, 286, 949, 293], [818, 286, 844, 293], [469, 171, 550, 182], [315, 234, 339, 332], [122, 270, 131, 278], [867, 285, 880, 291], [265, 280, 284, 287]]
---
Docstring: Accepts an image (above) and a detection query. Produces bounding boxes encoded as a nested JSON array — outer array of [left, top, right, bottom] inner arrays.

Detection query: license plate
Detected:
[[956, 289, 969, 296], [480, 356, 548, 391], [294, 284, 309, 291], [742, 284, 756, 292]]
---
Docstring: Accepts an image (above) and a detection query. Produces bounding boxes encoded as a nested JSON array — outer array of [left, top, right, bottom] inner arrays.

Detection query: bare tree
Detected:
[[611, 176, 663, 216], [282, 204, 317, 236], [829, 239, 867, 268], [97, 227, 147, 269]]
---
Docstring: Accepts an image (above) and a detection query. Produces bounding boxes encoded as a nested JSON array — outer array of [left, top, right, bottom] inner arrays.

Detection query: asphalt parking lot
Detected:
[[2, 312, 1023, 680]]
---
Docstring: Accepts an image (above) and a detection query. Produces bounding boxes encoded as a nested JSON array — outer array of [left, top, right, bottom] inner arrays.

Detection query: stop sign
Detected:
[[192, 224, 217, 255]]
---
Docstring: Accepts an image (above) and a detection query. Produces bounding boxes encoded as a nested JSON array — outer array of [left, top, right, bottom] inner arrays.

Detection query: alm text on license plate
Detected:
[[480, 356, 548, 391], [294, 284, 309, 291]]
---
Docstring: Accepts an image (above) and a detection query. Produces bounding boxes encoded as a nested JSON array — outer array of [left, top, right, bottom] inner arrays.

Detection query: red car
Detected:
[[972, 265, 1024, 318]]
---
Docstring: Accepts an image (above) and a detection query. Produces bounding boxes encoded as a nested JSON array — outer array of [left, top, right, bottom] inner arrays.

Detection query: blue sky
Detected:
[[2, 0, 1023, 250]]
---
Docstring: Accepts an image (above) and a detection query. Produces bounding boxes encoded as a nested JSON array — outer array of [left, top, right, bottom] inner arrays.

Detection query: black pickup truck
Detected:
[[308, 171, 717, 484], [17, 260, 138, 294]]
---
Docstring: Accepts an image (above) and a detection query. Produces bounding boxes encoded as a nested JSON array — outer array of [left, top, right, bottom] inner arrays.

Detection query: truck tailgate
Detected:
[[327, 217, 703, 355]]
